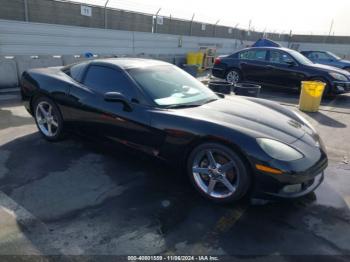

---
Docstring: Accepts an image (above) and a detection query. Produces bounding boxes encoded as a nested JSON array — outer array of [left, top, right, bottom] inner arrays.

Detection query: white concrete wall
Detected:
[[2, 19, 350, 88], [0, 59, 18, 88], [0, 19, 252, 56]]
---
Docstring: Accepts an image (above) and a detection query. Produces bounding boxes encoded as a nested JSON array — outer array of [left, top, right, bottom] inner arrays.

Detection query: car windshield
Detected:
[[327, 52, 341, 60], [128, 65, 218, 107], [289, 49, 315, 65]]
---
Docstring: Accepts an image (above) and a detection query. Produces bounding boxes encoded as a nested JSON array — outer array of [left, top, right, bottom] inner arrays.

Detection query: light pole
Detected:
[[104, 0, 110, 29], [328, 19, 334, 36]]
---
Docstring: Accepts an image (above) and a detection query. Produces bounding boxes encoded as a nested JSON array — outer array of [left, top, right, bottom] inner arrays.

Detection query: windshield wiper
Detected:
[[202, 98, 218, 104], [165, 103, 202, 109]]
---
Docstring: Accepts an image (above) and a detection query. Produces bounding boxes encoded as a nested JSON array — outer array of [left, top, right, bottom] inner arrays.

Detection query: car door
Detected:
[[264, 50, 305, 88], [238, 49, 269, 83], [67, 64, 161, 154]]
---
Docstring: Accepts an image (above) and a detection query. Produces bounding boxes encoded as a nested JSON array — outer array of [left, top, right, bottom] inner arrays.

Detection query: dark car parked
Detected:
[[301, 50, 350, 71], [212, 47, 350, 95], [21, 58, 327, 203]]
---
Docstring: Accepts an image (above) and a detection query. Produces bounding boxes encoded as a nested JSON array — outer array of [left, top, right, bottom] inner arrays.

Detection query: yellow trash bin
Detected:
[[186, 52, 198, 65], [196, 52, 204, 68], [299, 81, 325, 112]]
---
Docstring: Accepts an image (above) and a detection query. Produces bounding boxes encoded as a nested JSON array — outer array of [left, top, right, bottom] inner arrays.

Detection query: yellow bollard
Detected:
[[299, 81, 325, 112]]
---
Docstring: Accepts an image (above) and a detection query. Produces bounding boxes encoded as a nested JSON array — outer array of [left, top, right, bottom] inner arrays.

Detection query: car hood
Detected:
[[309, 63, 350, 76], [170, 96, 308, 144], [339, 59, 350, 66]]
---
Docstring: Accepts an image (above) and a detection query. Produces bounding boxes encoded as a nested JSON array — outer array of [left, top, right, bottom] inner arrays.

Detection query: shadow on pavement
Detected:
[[0, 108, 33, 130], [305, 111, 347, 128], [259, 86, 350, 112]]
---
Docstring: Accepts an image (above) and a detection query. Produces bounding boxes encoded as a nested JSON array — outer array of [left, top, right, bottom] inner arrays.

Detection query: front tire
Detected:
[[187, 143, 251, 203], [33, 96, 64, 141]]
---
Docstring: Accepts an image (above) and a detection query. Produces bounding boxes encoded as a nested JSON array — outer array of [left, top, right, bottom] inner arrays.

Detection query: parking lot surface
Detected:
[[0, 89, 350, 259]]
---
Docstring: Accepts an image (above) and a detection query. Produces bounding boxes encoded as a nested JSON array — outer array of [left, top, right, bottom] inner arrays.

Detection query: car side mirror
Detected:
[[286, 60, 296, 67], [104, 92, 133, 112]]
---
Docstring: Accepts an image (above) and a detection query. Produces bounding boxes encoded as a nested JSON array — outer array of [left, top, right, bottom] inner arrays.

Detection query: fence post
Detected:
[[189, 13, 195, 36], [23, 0, 29, 22], [104, 0, 110, 29], [213, 19, 220, 37], [169, 14, 172, 34], [153, 8, 161, 34]]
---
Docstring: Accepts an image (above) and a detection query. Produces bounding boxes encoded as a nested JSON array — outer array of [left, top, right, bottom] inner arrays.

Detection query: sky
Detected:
[[69, 0, 350, 36]]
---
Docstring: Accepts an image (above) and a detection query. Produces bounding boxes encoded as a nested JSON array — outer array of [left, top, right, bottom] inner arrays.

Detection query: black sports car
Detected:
[[212, 47, 350, 95], [20, 58, 328, 203]]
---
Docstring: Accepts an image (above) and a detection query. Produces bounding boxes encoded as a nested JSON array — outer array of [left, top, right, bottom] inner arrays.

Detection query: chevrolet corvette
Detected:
[[20, 58, 328, 203]]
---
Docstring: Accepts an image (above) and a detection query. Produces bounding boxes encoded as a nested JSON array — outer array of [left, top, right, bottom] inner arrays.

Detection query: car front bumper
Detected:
[[331, 81, 350, 93], [261, 171, 324, 199], [252, 153, 328, 200]]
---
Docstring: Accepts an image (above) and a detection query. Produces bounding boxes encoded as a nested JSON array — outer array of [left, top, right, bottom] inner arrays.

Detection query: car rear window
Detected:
[[63, 62, 88, 82]]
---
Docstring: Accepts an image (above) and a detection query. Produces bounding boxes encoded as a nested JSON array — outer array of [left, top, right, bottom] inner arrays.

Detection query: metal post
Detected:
[[104, 0, 110, 29], [189, 13, 195, 36], [213, 19, 220, 37], [153, 8, 161, 34], [24, 0, 29, 22], [233, 23, 239, 39], [328, 19, 334, 36], [248, 19, 252, 38], [288, 30, 292, 48]]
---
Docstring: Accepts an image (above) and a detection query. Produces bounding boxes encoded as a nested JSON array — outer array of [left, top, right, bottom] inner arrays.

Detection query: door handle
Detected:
[[241, 62, 247, 66], [265, 65, 275, 70]]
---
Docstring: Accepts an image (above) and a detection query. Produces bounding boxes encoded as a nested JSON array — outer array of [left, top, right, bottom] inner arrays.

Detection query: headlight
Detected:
[[329, 72, 348, 81], [292, 110, 317, 133], [257, 138, 303, 161]]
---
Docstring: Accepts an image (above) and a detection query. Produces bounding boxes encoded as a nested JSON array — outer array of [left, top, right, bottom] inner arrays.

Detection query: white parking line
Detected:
[[0, 191, 47, 231], [0, 191, 49, 254]]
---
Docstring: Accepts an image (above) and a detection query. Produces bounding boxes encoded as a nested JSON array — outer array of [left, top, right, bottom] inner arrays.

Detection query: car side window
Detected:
[[83, 65, 135, 97], [309, 52, 330, 60], [239, 50, 267, 61], [269, 51, 295, 65]]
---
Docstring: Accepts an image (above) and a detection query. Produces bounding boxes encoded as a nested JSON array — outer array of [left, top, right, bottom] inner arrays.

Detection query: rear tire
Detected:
[[187, 142, 251, 203], [225, 69, 241, 84], [33, 96, 65, 142]]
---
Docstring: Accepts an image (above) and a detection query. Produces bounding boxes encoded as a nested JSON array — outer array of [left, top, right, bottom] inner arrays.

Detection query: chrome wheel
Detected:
[[35, 101, 59, 137], [226, 70, 240, 84], [192, 148, 239, 199]]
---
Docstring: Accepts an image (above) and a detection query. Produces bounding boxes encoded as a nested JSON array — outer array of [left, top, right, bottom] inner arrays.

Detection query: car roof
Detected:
[[238, 46, 295, 52], [300, 50, 323, 53], [90, 58, 170, 70]]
